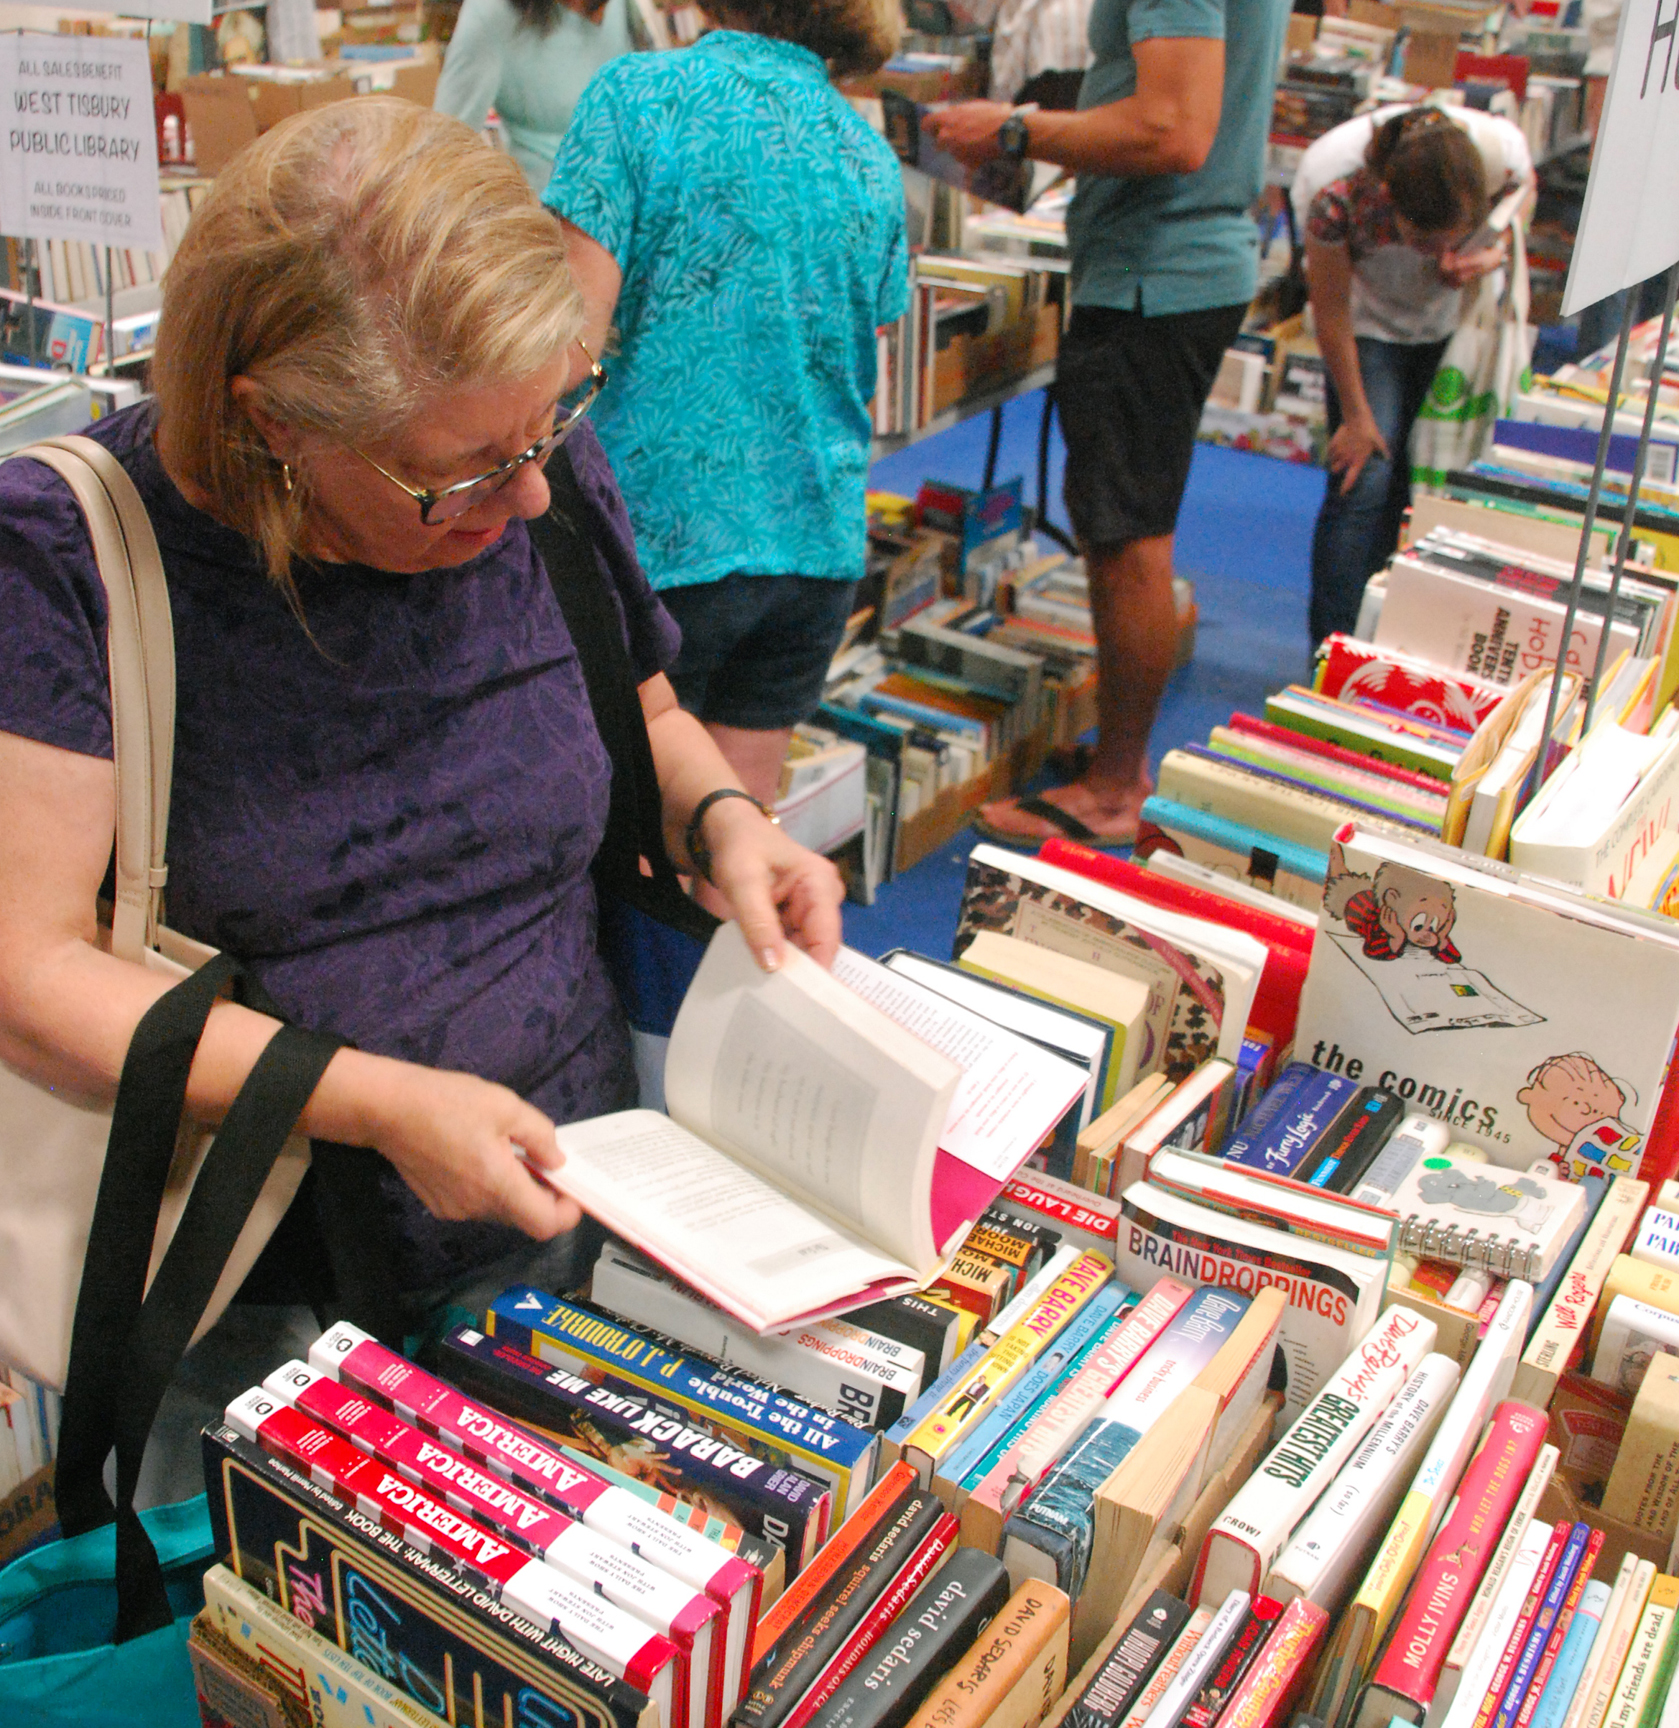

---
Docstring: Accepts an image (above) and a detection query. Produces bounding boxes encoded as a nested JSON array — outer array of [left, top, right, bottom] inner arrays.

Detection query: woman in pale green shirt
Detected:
[[435, 0, 634, 193]]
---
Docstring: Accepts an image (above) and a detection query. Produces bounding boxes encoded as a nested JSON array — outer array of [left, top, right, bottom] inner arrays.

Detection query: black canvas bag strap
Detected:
[[527, 446, 716, 940], [53, 949, 241, 1537], [108, 1019, 345, 1640]]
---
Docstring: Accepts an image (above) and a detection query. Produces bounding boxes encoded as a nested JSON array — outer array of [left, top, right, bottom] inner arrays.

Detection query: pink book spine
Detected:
[[1372, 1402, 1550, 1705], [1470, 1523, 1571, 1728], [1512, 1529, 1605, 1728]]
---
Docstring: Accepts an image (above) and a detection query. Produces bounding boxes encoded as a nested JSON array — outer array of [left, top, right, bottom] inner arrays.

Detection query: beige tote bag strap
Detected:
[[16, 438, 173, 963]]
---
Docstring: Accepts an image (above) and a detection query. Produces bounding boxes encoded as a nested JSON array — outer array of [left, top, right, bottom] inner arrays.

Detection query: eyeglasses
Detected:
[[355, 342, 607, 525]]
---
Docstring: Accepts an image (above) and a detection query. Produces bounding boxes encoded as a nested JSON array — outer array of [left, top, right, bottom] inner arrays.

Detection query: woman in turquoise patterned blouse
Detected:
[[547, 1, 909, 835]]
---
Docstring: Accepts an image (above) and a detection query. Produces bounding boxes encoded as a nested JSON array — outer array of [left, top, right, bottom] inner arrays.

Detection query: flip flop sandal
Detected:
[[1044, 743, 1096, 780], [970, 793, 1133, 852]]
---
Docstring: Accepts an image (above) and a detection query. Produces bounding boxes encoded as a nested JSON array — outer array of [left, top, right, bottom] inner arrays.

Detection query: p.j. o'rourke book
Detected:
[[202, 1420, 662, 1728], [223, 1390, 689, 1728], [440, 1324, 830, 1572], [1298, 827, 1679, 1183], [483, 1289, 878, 1521], [257, 1361, 726, 1728], [1194, 1306, 1439, 1608], [305, 1320, 763, 1704], [1111, 1180, 1389, 1421], [954, 844, 1268, 1088], [793, 1548, 1013, 1728], [541, 924, 1088, 1335], [1351, 1399, 1551, 1728], [1000, 1287, 1253, 1595], [899, 1250, 1116, 1487]]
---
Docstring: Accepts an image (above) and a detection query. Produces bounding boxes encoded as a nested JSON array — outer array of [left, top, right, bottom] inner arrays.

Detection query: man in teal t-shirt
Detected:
[[928, 0, 1287, 845]]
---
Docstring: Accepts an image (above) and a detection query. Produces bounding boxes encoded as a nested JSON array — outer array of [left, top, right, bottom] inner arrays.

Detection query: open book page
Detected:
[[663, 924, 961, 1268], [550, 1110, 918, 1329], [830, 947, 1087, 1182]]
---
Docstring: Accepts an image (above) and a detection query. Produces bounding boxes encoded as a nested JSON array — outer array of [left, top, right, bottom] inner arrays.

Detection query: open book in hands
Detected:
[[546, 924, 1088, 1334]]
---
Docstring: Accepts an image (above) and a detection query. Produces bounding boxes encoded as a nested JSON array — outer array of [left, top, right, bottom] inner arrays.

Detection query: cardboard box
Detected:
[[1404, 29, 1463, 89], [0, 1467, 56, 1569], [180, 76, 259, 175], [894, 715, 1051, 872]]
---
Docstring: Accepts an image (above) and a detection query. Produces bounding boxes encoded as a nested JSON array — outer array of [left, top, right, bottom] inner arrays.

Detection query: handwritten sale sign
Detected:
[[0, 35, 163, 255], [1562, 0, 1679, 315]]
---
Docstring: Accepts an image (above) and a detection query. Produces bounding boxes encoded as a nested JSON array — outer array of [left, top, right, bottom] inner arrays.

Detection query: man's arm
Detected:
[[922, 36, 1224, 177]]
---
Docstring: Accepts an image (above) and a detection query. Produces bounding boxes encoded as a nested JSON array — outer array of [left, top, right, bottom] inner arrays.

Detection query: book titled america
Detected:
[[202, 1421, 660, 1728], [1298, 826, 1679, 1181], [541, 923, 1087, 1334]]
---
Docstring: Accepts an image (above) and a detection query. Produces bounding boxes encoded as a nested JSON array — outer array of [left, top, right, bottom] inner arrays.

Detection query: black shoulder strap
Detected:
[[528, 447, 716, 941]]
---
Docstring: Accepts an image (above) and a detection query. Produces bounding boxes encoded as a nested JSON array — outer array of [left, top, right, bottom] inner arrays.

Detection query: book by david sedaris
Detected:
[[1295, 828, 1679, 1180]]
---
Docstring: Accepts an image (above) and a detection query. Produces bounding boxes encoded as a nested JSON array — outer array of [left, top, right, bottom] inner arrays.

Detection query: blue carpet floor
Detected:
[[845, 390, 1328, 959]]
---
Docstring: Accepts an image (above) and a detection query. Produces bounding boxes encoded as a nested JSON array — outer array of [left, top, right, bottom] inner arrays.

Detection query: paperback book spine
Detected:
[[996, 1171, 1124, 1259], [441, 1324, 829, 1569], [1137, 1589, 1251, 1728], [1528, 1579, 1611, 1728], [1117, 1613, 1215, 1728], [1553, 1555, 1647, 1728], [202, 1421, 653, 1728], [1514, 1545, 1608, 1728], [1436, 1520, 1556, 1728], [224, 1391, 685, 1725], [1468, 1523, 1571, 1728], [1003, 1287, 1252, 1595], [1265, 1354, 1459, 1612], [1366, 1401, 1552, 1716], [1488, 1524, 1597, 1728], [806, 1549, 1014, 1728], [746, 1464, 917, 1667], [1059, 1590, 1193, 1728], [938, 1286, 1130, 1493], [1218, 1599, 1330, 1728], [733, 1493, 953, 1728], [849, 1295, 963, 1385], [962, 1277, 1193, 1555], [901, 1252, 1115, 1481], [202, 1563, 447, 1728], [1196, 1307, 1437, 1606], [1219, 1065, 1348, 1172], [485, 1290, 879, 1519], [309, 1321, 763, 1690], [902, 1579, 1072, 1728], [590, 1245, 919, 1429], [1180, 1598, 1284, 1728], [1596, 1575, 1679, 1728], [262, 1361, 724, 1727]]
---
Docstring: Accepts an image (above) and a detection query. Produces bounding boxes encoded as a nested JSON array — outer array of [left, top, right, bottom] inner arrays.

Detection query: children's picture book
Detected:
[[1297, 826, 1679, 1179], [546, 924, 1087, 1334]]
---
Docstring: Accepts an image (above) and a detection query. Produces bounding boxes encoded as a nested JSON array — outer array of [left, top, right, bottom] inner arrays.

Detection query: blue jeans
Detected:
[[1308, 334, 1448, 645]]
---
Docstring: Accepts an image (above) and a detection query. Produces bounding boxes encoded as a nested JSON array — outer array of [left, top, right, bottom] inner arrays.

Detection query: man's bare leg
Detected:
[[689, 721, 791, 918], [979, 532, 1176, 842]]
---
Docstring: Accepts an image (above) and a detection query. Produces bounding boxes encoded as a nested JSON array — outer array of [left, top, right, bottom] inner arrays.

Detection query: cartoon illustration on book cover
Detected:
[[1321, 843, 1543, 1034], [1517, 1053, 1643, 1180], [1412, 1158, 1559, 1236]]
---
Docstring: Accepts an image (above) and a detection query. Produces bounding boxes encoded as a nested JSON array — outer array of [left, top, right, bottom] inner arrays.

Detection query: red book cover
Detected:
[[1512, 1528, 1605, 1728], [1225, 714, 1457, 800], [1311, 636, 1508, 730], [1369, 1401, 1550, 1712], [1218, 1598, 1329, 1728], [1035, 839, 1311, 1052]]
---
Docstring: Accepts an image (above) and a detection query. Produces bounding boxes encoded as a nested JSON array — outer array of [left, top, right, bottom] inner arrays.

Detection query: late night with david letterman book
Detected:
[[542, 924, 1087, 1335], [1297, 823, 1679, 1182]]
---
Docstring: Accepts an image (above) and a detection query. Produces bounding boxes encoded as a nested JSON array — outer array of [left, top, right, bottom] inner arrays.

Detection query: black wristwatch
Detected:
[[998, 107, 1033, 162]]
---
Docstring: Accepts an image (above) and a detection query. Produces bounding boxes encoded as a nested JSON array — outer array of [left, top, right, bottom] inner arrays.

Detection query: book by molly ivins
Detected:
[[1297, 826, 1679, 1181]]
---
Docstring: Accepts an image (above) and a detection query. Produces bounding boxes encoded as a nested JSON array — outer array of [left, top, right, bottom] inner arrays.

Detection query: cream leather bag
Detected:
[[0, 436, 312, 1393]]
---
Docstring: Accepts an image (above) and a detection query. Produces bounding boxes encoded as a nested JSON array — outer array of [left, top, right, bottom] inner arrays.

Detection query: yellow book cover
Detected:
[[902, 1252, 1114, 1475]]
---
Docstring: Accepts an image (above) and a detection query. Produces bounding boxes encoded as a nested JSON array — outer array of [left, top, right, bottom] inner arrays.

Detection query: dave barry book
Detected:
[[1296, 825, 1679, 1181]]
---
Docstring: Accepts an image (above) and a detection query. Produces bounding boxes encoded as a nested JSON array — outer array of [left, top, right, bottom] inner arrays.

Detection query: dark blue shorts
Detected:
[[659, 573, 858, 731]]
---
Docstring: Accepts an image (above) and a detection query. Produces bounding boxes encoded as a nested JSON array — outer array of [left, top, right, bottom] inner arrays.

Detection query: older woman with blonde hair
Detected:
[[0, 97, 842, 1496], [550, 0, 909, 844]]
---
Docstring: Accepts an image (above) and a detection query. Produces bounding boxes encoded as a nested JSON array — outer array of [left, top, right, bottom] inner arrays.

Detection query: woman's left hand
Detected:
[[701, 796, 846, 972], [1437, 244, 1507, 288]]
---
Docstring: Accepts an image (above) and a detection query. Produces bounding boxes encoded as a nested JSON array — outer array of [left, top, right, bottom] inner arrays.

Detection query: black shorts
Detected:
[[1054, 300, 1248, 551], [660, 572, 858, 731]]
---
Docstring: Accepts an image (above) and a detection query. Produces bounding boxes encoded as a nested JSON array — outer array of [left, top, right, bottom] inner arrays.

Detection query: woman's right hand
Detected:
[[337, 1050, 582, 1241], [1327, 414, 1390, 495]]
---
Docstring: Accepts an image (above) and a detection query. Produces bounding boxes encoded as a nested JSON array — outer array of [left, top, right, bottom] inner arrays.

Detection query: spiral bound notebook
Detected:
[[1388, 1152, 1590, 1279]]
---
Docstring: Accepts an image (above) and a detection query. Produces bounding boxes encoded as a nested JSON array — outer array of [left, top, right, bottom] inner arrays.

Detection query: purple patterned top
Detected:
[[0, 404, 680, 1289]]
